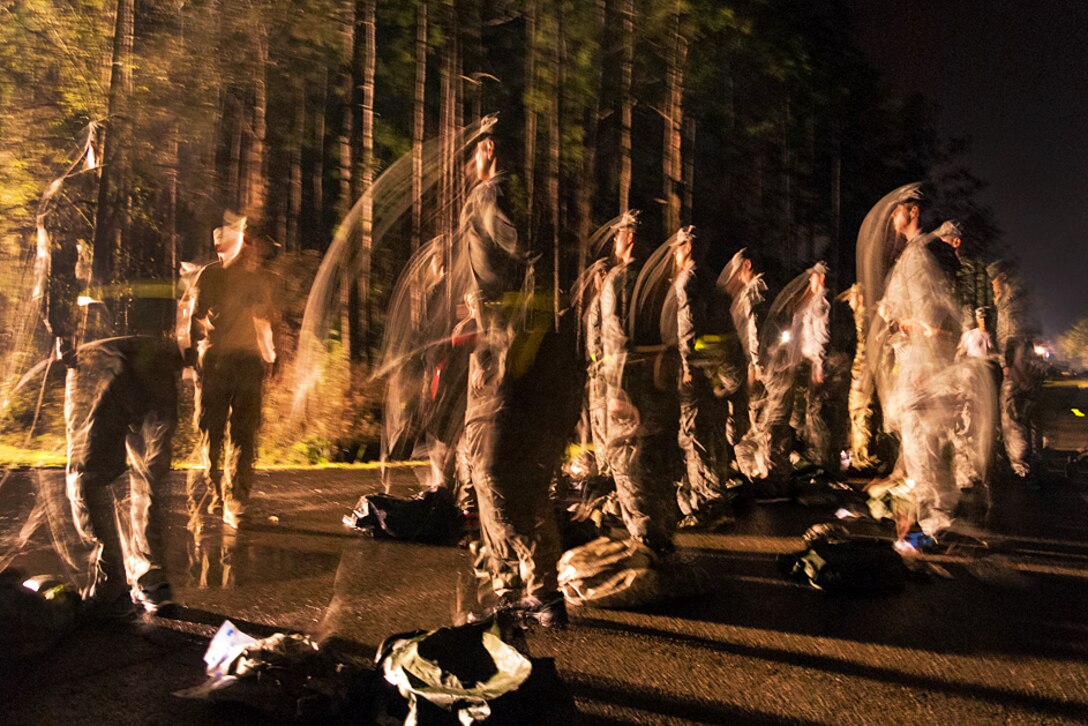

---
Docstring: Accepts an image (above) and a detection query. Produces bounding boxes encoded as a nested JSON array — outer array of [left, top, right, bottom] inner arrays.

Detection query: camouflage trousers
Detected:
[[65, 337, 179, 599], [675, 378, 732, 517], [191, 351, 265, 513], [604, 359, 680, 553]]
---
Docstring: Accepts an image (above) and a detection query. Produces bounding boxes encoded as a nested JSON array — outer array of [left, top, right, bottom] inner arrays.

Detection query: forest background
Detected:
[[0, 0, 1021, 465]]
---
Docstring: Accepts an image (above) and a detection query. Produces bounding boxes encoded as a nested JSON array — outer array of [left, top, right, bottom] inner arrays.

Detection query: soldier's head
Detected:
[[836, 282, 864, 313], [474, 136, 497, 182], [720, 248, 754, 296], [213, 211, 247, 266], [975, 306, 989, 332], [808, 262, 828, 297], [890, 200, 922, 238], [611, 209, 639, 262], [670, 225, 696, 270]]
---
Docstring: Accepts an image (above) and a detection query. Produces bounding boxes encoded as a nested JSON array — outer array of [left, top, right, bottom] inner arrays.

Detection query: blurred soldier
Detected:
[[187, 213, 277, 529], [600, 211, 680, 554], [877, 193, 967, 538], [839, 283, 880, 471], [952, 306, 999, 503], [460, 137, 579, 627], [43, 205, 180, 616], [586, 259, 613, 476], [719, 249, 766, 480], [757, 262, 832, 493], [990, 262, 1046, 479], [671, 227, 733, 528], [62, 338, 182, 615]]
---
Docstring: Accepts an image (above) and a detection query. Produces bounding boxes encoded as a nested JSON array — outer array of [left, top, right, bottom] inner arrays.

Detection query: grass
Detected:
[[0, 440, 426, 470]]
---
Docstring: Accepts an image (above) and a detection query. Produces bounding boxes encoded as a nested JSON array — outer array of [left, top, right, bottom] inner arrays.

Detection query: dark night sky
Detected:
[[848, 0, 1088, 337]]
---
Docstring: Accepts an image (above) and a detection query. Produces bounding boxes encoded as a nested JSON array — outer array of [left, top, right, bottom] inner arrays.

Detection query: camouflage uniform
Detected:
[[673, 262, 731, 518], [600, 258, 679, 553], [188, 255, 275, 517], [64, 337, 181, 601]]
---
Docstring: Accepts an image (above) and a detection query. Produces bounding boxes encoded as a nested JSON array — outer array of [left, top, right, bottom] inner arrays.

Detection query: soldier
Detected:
[[62, 338, 182, 616], [875, 191, 984, 540], [719, 249, 766, 480], [671, 227, 733, 528], [600, 211, 680, 554], [757, 262, 833, 493], [42, 194, 181, 616], [459, 137, 579, 627], [187, 213, 277, 529], [838, 283, 880, 471], [989, 262, 1046, 479]]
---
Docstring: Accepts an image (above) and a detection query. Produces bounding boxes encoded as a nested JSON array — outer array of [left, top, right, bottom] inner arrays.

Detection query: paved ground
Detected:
[[1, 464, 1087, 725]]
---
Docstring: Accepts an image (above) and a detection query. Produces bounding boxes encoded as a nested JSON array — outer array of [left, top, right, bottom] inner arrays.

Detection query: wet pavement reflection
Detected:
[[2, 465, 1088, 724]]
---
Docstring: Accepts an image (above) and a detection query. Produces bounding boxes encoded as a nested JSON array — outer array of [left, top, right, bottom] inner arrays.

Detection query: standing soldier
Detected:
[[671, 227, 733, 528], [41, 166, 181, 616], [989, 261, 1046, 479], [460, 136, 580, 627], [719, 249, 766, 481], [583, 258, 612, 476], [187, 213, 277, 529], [600, 211, 680, 554], [757, 262, 832, 493], [839, 283, 880, 471]]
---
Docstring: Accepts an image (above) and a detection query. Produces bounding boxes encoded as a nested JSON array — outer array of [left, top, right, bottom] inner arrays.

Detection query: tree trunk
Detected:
[[228, 103, 243, 211], [243, 26, 268, 224], [682, 117, 695, 224], [412, 0, 427, 251], [577, 0, 606, 264], [338, 0, 356, 363], [166, 120, 179, 296], [662, 3, 686, 235], [338, 0, 355, 222], [618, 0, 633, 214], [352, 0, 376, 364], [548, 2, 561, 326], [524, 0, 538, 249], [92, 0, 134, 289], [312, 72, 328, 246], [287, 84, 304, 252]]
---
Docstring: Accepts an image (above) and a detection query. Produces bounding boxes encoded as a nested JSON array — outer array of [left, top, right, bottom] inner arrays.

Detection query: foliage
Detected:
[[1059, 318, 1088, 371], [0, 0, 1004, 463]]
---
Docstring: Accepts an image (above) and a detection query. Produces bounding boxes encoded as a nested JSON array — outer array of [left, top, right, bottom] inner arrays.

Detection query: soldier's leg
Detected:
[[848, 383, 876, 469], [127, 403, 176, 595], [803, 379, 832, 470], [65, 367, 129, 602], [194, 362, 228, 513], [492, 467, 561, 602], [676, 389, 705, 517], [1001, 378, 1031, 477], [760, 371, 795, 489], [901, 407, 958, 537], [677, 386, 730, 518], [588, 371, 610, 475], [224, 356, 265, 517], [463, 419, 520, 601]]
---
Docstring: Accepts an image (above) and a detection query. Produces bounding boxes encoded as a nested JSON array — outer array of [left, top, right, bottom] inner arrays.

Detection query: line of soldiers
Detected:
[[392, 155, 1050, 624]]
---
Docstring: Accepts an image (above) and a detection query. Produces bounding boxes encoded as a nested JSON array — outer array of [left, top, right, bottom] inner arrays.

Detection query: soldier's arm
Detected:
[[675, 273, 698, 381]]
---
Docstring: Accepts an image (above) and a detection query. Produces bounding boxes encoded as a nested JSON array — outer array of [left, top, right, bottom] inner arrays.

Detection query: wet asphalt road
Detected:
[[1, 465, 1087, 725]]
